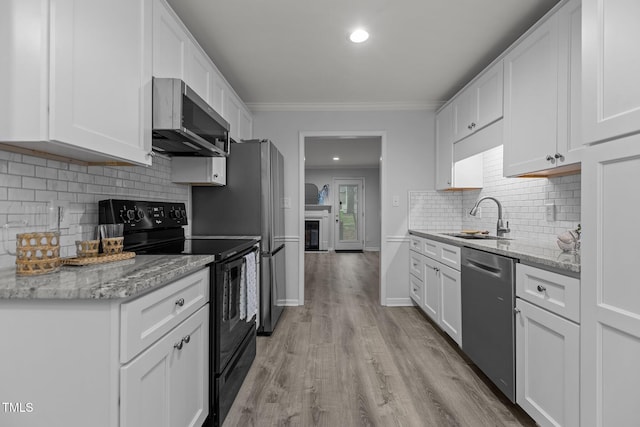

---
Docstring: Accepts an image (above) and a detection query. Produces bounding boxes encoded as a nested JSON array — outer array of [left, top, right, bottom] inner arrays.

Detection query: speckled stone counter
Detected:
[[0, 254, 216, 299], [409, 230, 580, 275]]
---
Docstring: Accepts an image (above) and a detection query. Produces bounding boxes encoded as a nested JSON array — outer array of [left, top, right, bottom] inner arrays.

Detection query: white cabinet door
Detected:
[[50, 0, 152, 166], [452, 90, 474, 142], [120, 305, 209, 427], [474, 60, 504, 130], [557, 0, 583, 164], [422, 256, 440, 323], [224, 92, 242, 142], [0, 0, 49, 141], [516, 299, 579, 427], [439, 264, 461, 346], [503, 13, 559, 176], [435, 103, 454, 190], [583, 0, 640, 144], [581, 135, 640, 427], [185, 45, 214, 104], [152, 0, 188, 80]]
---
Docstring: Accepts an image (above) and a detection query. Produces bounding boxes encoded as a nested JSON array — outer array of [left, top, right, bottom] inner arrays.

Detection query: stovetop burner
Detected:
[[99, 199, 259, 260]]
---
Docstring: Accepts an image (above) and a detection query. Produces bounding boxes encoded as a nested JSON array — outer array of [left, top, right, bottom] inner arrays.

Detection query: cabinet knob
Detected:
[[213, 174, 219, 178], [546, 154, 554, 162], [514, 308, 521, 314], [467, 124, 472, 130], [175, 298, 185, 307], [183, 334, 191, 344], [174, 341, 184, 350], [554, 153, 565, 162], [471, 122, 476, 128], [537, 285, 546, 293]]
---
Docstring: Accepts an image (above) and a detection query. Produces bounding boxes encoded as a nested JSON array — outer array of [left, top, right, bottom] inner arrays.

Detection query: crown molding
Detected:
[[245, 101, 442, 112]]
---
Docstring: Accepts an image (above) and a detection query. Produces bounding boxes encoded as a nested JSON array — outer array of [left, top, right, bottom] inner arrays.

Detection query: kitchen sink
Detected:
[[441, 232, 512, 241]]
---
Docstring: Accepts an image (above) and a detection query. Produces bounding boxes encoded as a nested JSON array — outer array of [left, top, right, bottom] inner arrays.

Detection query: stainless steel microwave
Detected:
[[152, 77, 230, 157]]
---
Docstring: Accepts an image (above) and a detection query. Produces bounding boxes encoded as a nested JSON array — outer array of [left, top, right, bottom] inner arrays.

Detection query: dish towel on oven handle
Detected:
[[245, 251, 258, 322], [239, 259, 247, 320]]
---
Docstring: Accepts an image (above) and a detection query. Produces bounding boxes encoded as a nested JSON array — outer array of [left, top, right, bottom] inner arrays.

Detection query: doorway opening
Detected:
[[300, 132, 385, 305]]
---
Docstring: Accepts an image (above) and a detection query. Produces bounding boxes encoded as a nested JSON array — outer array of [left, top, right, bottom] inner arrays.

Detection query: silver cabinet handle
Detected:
[[213, 174, 219, 178], [554, 153, 565, 162], [537, 285, 546, 292], [175, 298, 185, 307], [174, 341, 184, 350], [546, 155, 554, 162], [183, 334, 190, 344], [471, 122, 476, 128], [514, 308, 521, 314], [467, 124, 472, 130]]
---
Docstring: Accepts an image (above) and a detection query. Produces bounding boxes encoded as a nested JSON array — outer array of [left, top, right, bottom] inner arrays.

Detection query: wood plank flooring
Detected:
[[224, 251, 535, 427]]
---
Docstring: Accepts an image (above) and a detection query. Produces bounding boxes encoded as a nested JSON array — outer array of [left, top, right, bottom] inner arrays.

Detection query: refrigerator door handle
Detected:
[[261, 244, 285, 258]]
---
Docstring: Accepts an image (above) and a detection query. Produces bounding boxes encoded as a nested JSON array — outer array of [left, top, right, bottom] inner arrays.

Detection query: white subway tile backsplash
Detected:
[[0, 150, 189, 268], [409, 145, 581, 242]]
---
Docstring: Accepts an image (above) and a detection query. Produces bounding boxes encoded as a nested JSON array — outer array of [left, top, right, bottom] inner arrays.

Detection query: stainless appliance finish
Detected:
[[192, 139, 286, 335], [152, 77, 230, 157], [461, 247, 517, 402]]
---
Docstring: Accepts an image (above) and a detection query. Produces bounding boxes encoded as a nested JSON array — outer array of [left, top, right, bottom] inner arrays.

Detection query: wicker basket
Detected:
[[102, 237, 124, 254], [76, 240, 100, 258], [15, 232, 61, 276]]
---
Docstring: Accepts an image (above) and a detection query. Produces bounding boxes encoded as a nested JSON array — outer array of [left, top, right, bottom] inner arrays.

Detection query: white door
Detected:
[[516, 298, 580, 427], [581, 135, 640, 427], [583, 0, 640, 144], [333, 178, 365, 251]]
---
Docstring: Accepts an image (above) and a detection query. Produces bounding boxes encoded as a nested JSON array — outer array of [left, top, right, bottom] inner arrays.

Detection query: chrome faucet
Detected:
[[470, 196, 511, 237]]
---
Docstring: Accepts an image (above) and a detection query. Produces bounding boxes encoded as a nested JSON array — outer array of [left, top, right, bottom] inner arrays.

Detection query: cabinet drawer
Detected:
[[121, 268, 210, 363], [410, 275, 423, 306], [409, 236, 423, 254], [438, 241, 461, 271], [516, 264, 579, 323], [409, 252, 424, 281], [423, 239, 438, 259]]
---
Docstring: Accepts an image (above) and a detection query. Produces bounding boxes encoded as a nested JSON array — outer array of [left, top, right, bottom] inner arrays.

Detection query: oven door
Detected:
[[215, 249, 257, 373]]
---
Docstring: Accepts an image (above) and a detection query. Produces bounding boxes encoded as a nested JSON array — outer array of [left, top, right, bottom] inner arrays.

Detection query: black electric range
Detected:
[[99, 199, 259, 427]]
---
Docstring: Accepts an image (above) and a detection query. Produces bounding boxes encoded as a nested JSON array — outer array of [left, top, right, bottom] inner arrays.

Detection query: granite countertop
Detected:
[[0, 255, 216, 300], [409, 229, 580, 275]]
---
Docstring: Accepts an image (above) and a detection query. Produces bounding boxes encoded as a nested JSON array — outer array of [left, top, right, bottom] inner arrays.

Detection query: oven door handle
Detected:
[[223, 256, 248, 322]]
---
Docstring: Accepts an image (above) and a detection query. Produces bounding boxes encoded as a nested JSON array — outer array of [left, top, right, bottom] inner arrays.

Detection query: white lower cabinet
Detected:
[[515, 264, 580, 427], [121, 305, 209, 427], [0, 268, 209, 427], [409, 235, 462, 346]]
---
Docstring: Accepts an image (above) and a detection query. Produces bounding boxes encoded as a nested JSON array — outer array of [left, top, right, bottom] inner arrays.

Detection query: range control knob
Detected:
[[126, 209, 136, 221], [180, 209, 187, 219], [135, 209, 145, 220], [170, 209, 181, 220]]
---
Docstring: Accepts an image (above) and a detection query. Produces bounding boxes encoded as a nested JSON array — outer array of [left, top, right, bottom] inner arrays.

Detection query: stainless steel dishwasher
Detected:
[[461, 247, 517, 402]]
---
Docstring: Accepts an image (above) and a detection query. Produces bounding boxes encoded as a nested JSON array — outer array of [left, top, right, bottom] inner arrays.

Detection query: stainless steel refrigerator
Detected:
[[191, 139, 286, 335]]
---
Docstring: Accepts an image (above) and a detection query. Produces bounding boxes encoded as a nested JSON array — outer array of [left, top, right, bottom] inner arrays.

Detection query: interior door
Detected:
[[333, 178, 364, 251]]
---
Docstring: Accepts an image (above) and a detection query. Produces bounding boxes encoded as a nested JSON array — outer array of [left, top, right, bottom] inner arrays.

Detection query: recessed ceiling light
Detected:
[[333, 157, 340, 161], [349, 29, 369, 43]]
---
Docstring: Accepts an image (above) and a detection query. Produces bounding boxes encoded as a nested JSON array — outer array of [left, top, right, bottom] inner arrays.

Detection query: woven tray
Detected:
[[61, 252, 136, 266]]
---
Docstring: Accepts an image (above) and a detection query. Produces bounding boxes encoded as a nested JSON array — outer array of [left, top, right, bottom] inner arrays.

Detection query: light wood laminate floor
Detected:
[[224, 251, 535, 427]]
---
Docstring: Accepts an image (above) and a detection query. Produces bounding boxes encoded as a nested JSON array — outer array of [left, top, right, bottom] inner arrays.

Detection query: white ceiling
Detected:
[[305, 137, 381, 169], [166, 0, 560, 109]]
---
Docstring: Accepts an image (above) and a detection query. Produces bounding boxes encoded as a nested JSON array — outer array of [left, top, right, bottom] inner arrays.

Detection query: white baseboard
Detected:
[[365, 246, 380, 252], [385, 297, 413, 307]]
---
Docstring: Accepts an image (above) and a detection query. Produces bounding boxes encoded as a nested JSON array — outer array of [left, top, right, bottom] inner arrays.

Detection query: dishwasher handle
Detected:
[[462, 249, 515, 281]]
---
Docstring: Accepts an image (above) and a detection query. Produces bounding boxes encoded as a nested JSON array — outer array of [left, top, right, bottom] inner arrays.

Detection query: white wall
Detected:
[[253, 110, 435, 306], [305, 167, 381, 250]]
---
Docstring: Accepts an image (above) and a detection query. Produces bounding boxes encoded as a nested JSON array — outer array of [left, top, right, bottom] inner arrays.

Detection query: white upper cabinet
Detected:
[[152, 0, 188, 80], [452, 60, 504, 142], [435, 103, 455, 189], [503, 0, 582, 177], [435, 103, 483, 190], [583, 0, 640, 144], [0, 0, 153, 166], [152, 0, 251, 144]]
